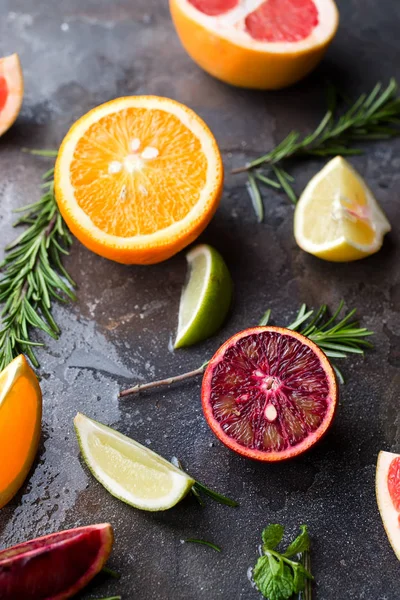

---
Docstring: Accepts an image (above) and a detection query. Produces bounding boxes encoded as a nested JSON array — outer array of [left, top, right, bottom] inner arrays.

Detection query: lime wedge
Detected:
[[74, 413, 195, 511], [174, 244, 233, 348]]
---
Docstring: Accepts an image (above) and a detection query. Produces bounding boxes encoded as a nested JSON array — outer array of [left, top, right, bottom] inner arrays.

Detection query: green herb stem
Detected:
[[233, 79, 400, 215], [193, 481, 239, 507], [185, 538, 222, 552], [0, 162, 76, 370]]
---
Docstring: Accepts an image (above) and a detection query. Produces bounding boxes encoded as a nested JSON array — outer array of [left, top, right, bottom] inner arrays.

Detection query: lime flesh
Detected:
[[74, 413, 195, 511], [174, 244, 233, 348]]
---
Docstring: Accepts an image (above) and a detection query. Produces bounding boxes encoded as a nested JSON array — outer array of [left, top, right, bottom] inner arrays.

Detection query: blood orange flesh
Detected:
[[202, 326, 338, 461], [188, 0, 238, 16], [0, 523, 113, 600], [388, 457, 400, 513], [0, 76, 8, 112]]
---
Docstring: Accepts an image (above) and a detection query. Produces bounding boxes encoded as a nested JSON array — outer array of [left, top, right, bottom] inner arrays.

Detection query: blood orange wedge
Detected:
[[201, 326, 338, 461], [376, 451, 400, 561], [0, 354, 42, 508], [0, 53, 23, 137], [0, 523, 113, 600], [55, 96, 223, 265], [170, 0, 339, 89]]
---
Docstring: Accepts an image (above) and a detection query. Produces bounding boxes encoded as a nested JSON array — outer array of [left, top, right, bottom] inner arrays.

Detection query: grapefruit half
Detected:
[[170, 0, 339, 89], [0, 53, 23, 137], [201, 326, 338, 461], [376, 450, 400, 561]]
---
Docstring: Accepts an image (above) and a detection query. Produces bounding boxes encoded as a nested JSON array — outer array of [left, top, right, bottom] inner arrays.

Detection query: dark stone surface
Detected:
[[0, 0, 399, 598]]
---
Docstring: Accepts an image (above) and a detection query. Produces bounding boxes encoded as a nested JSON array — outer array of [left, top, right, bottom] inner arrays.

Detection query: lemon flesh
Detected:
[[174, 244, 233, 348], [294, 156, 391, 262], [74, 413, 195, 511]]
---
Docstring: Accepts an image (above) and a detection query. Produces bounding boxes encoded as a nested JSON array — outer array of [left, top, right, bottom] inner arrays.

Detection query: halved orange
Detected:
[[0, 355, 42, 508], [170, 0, 339, 90], [55, 96, 223, 264], [0, 53, 23, 137]]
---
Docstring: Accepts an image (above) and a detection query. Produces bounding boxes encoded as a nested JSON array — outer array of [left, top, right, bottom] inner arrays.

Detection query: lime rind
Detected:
[[174, 244, 233, 348], [74, 413, 195, 512]]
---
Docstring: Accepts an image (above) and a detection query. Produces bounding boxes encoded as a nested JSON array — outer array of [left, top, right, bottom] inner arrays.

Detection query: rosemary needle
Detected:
[[0, 159, 76, 370], [233, 79, 400, 217], [185, 539, 222, 552]]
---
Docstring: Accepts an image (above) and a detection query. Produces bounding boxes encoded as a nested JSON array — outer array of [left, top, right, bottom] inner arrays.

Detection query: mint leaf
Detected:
[[253, 555, 294, 600], [262, 524, 285, 550], [292, 564, 306, 594], [284, 525, 310, 557]]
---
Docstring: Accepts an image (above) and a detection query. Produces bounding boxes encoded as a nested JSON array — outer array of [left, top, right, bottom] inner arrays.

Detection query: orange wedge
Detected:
[[0, 355, 42, 508], [54, 96, 223, 264], [0, 53, 23, 137], [170, 0, 339, 89]]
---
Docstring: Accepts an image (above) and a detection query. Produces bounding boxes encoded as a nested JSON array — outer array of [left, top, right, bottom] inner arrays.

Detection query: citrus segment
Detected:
[[388, 456, 400, 513], [74, 413, 195, 511], [245, 0, 319, 43], [294, 156, 391, 262], [170, 0, 339, 89], [0, 355, 42, 508], [189, 0, 238, 16], [201, 327, 337, 461], [0, 53, 24, 137], [55, 96, 223, 264], [174, 244, 233, 348], [376, 451, 400, 561], [0, 524, 113, 600]]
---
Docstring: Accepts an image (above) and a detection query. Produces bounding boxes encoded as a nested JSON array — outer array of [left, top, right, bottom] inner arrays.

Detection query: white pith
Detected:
[[376, 451, 400, 561], [294, 156, 391, 253], [75, 413, 194, 511], [56, 96, 221, 248], [0, 54, 23, 137], [177, 0, 338, 51], [175, 244, 212, 345]]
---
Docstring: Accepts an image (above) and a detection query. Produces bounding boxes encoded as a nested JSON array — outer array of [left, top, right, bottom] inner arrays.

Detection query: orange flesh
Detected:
[[0, 375, 39, 493], [0, 76, 8, 112], [70, 108, 208, 237], [388, 457, 400, 519]]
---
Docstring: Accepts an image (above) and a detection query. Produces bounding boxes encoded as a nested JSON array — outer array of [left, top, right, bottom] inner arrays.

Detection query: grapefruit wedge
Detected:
[[201, 326, 338, 461], [0, 53, 23, 137], [170, 0, 339, 89], [376, 451, 400, 561], [0, 523, 114, 599]]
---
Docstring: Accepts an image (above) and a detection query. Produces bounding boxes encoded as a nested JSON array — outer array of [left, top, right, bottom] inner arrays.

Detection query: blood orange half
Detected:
[[0, 54, 23, 137], [170, 0, 339, 89], [0, 523, 113, 599], [201, 326, 338, 461]]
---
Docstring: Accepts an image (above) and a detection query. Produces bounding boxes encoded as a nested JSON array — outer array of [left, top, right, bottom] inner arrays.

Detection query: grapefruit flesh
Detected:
[[0, 524, 114, 599], [388, 456, 400, 513], [0, 53, 23, 137], [245, 0, 319, 42], [189, 0, 238, 16], [201, 326, 338, 462], [376, 451, 400, 561], [170, 0, 339, 89]]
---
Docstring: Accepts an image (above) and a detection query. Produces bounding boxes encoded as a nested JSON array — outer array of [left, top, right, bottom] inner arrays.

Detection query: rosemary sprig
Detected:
[[119, 302, 373, 396], [185, 538, 222, 552], [232, 79, 400, 218], [0, 158, 76, 370]]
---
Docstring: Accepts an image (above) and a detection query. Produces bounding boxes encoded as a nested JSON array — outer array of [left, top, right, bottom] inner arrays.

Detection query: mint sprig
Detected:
[[253, 525, 313, 600]]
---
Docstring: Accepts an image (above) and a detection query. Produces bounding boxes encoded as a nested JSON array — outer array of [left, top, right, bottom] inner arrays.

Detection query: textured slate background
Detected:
[[0, 0, 399, 598]]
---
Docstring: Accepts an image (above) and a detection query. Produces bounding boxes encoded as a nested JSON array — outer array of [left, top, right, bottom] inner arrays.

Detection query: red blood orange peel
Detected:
[[0, 53, 23, 137], [201, 326, 338, 461], [376, 450, 400, 561], [0, 523, 114, 600], [170, 0, 339, 89]]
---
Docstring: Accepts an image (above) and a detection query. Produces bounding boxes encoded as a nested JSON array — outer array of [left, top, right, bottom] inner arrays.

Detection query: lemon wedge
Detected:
[[294, 156, 391, 262]]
